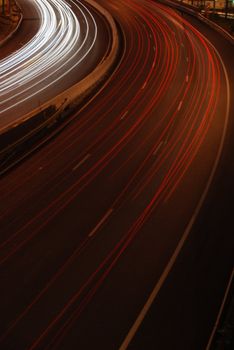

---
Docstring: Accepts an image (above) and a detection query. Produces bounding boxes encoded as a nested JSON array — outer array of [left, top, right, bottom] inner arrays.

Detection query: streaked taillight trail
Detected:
[[0, 0, 230, 349]]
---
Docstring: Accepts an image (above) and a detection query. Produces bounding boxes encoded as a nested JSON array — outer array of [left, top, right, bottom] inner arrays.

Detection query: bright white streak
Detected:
[[0, 0, 98, 115]]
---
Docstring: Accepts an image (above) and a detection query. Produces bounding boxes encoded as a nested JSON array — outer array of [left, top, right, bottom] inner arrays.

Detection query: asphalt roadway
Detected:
[[0, 0, 111, 127], [128, 7, 234, 350], [0, 0, 233, 349]]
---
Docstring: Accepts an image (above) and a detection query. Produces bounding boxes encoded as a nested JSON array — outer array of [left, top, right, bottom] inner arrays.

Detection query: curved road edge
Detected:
[[119, 3, 232, 349], [0, 1, 23, 48], [0, 0, 120, 147]]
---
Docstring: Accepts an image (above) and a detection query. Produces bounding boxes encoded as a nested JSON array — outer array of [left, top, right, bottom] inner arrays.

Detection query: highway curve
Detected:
[[0, 0, 232, 349], [0, 0, 112, 127]]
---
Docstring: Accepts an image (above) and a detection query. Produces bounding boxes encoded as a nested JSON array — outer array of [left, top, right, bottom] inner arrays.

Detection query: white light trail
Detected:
[[0, 0, 98, 115]]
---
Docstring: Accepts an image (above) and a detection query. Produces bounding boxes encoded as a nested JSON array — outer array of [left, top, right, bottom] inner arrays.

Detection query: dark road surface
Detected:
[[0, 0, 233, 349]]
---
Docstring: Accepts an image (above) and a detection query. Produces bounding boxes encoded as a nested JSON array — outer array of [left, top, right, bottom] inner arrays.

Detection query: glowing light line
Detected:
[[0, 0, 98, 115]]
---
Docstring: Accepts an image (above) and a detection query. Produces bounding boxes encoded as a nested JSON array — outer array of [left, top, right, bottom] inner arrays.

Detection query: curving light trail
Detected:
[[0, 0, 98, 115], [0, 0, 231, 349]]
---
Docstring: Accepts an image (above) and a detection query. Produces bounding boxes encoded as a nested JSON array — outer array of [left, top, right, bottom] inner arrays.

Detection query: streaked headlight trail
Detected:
[[0, 0, 98, 115]]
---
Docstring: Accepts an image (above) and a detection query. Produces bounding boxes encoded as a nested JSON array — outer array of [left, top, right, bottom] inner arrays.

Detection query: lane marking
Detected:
[[141, 81, 147, 89], [73, 154, 90, 171], [88, 209, 113, 237], [186, 74, 189, 83], [153, 141, 163, 156], [177, 100, 183, 111], [121, 110, 129, 120]]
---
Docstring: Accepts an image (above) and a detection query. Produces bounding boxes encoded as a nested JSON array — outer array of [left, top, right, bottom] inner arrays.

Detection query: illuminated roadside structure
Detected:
[[204, 0, 233, 9], [182, 0, 234, 9]]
